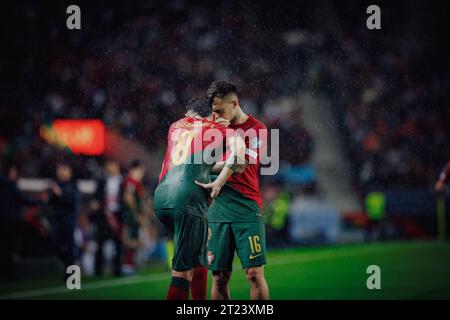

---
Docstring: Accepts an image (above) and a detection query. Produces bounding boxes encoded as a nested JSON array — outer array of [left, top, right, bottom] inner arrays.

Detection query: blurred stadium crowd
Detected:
[[1, 2, 313, 179], [1, 1, 449, 280], [317, 35, 450, 190]]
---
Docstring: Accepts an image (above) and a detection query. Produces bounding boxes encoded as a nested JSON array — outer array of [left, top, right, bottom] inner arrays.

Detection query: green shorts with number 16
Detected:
[[207, 221, 266, 271]]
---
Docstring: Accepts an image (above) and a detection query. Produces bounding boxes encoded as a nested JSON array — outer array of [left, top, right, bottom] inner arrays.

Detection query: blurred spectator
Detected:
[[311, 34, 450, 190], [121, 160, 146, 274], [48, 161, 81, 277], [435, 161, 450, 192], [91, 159, 124, 277], [262, 183, 291, 247], [0, 163, 44, 281], [0, 2, 313, 182]]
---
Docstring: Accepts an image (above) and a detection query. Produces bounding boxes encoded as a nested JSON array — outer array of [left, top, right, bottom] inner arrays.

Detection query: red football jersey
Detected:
[[123, 176, 145, 212], [225, 115, 267, 210], [158, 117, 229, 183], [124, 177, 144, 197]]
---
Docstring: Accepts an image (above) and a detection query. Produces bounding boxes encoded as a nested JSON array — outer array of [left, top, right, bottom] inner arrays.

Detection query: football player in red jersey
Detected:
[[154, 97, 245, 300], [197, 81, 270, 300]]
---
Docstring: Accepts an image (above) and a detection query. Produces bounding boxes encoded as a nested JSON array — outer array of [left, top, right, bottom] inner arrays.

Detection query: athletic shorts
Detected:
[[155, 209, 208, 271], [207, 221, 266, 271]]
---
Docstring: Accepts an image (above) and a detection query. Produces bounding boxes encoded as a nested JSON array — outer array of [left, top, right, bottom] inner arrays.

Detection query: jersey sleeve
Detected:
[[245, 123, 267, 164]]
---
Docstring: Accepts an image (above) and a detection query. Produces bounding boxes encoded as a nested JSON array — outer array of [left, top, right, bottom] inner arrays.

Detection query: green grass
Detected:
[[1, 241, 450, 300]]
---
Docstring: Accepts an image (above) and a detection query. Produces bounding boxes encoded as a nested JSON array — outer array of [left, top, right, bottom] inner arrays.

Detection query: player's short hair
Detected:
[[185, 97, 212, 117], [207, 80, 238, 102]]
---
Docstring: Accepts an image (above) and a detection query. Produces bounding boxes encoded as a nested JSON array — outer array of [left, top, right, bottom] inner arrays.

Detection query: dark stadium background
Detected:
[[1, 0, 450, 299]]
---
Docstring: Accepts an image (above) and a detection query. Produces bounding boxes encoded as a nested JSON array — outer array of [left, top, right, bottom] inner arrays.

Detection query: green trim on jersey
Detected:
[[207, 184, 262, 223], [153, 154, 212, 217]]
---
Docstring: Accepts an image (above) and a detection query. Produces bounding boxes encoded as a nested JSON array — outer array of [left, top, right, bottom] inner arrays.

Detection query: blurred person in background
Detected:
[[121, 159, 146, 275], [74, 210, 96, 274], [91, 159, 124, 277], [48, 161, 81, 278], [262, 183, 291, 247], [0, 163, 45, 281], [435, 161, 450, 192]]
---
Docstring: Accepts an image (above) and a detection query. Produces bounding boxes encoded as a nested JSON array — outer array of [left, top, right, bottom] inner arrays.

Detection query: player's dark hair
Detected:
[[185, 97, 212, 117], [129, 159, 143, 170], [207, 80, 238, 102]]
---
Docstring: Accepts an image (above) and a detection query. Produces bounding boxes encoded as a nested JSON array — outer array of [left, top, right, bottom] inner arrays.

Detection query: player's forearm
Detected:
[[215, 142, 245, 185], [211, 162, 225, 174], [211, 136, 247, 174], [229, 151, 247, 174], [226, 136, 247, 173], [214, 166, 234, 188], [228, 157, 247, 173]]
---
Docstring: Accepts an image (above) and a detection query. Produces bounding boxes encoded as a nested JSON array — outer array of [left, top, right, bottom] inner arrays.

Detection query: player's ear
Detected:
[[232, 97, 238, 109]]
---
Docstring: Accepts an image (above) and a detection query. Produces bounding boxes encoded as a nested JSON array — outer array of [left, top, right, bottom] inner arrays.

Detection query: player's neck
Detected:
[[232, 107, 249, 126]]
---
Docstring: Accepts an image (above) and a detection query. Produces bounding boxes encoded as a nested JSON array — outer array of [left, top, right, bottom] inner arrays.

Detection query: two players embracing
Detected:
[[153, 81, 269, 300]]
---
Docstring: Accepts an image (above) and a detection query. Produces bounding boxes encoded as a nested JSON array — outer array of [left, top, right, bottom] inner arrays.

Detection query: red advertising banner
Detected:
[[40, 119, 105, 155]]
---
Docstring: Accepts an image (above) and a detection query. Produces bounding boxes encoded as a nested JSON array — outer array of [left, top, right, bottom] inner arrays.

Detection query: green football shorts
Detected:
[[155, 209, 208, 271], [207, 221, 266, 271]]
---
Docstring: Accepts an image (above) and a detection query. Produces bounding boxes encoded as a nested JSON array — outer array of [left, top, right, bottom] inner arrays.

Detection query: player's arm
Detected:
[[225, 135, 247, 173], [211, 135, 248, 174], [196, 135, 246, 198], [211, 161, 225, 174], [211, 159, 249, 174]]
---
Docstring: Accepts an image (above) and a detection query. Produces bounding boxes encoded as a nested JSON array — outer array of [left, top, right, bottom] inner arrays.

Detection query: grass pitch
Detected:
[[1, 241, 450, 300]]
